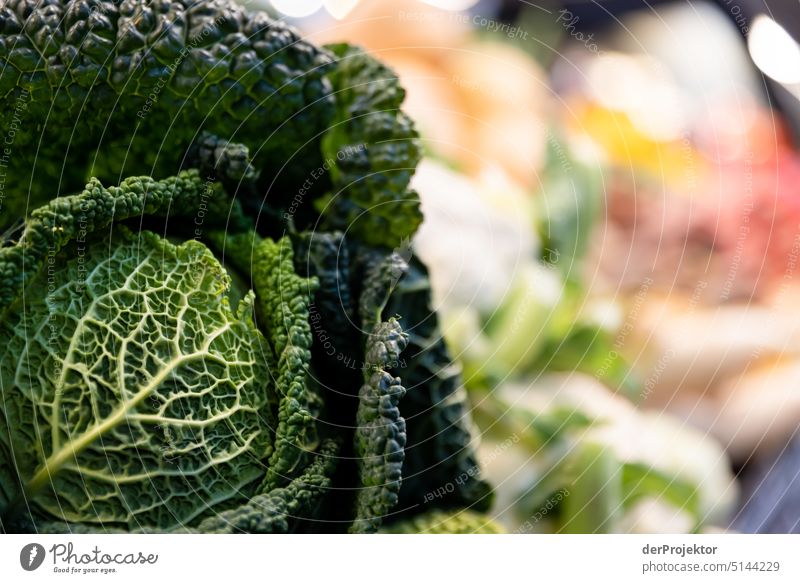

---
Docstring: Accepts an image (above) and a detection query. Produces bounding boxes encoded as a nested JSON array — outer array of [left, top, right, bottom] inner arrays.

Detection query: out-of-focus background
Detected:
[[246, 0, 800, 533]]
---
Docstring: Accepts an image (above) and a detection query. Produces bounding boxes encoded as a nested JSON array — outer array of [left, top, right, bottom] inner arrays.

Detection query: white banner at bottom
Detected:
[[1, 534, 797, 582]]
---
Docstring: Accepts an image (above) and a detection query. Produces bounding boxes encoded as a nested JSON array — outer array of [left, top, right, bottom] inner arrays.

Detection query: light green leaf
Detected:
[[0, 228, 273, 530]]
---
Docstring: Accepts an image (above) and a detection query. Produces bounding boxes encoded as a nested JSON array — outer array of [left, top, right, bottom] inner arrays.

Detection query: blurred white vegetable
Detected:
[[413, 159, 539, 313]]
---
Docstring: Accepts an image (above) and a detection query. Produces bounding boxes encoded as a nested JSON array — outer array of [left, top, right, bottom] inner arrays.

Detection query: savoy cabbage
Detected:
[[0, 0, 496, 533]]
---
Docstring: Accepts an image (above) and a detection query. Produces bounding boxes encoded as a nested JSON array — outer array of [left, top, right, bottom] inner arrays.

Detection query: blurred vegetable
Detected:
[[480, 374, 737, 533], [410, 141, 734, 533], [310, 0, 550, 188]]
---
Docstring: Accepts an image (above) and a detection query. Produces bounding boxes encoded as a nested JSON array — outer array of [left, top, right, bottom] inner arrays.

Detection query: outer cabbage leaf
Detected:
[[293, 232, 355, 349], [379, 509, 504, 534], [0, 170, 238, 313], [0, 227, 274, 530], [192, 438, 339, 534], [0, 0, 336, 226], [318, 44, 422, 248], [386, 257, 494, 514], [292, 236, 411, 531], [291, 235, 492, 528], [33, 438, 340, 534], [350, 319, 408, 533], [0, 0, 492, 534], [291, 231, 362, 415], [251, 237, 322, 489], [0, 171, 337, 533], [185, 230, 326, 491]]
